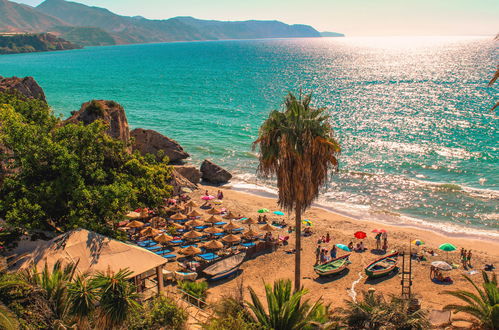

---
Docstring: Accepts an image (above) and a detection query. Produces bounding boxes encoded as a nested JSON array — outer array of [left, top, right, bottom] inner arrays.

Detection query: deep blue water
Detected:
[[0, 36, 497, 233]]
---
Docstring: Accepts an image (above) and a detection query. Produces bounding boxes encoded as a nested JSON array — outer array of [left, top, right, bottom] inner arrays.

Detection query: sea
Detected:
[[0, 36, 497, 238]]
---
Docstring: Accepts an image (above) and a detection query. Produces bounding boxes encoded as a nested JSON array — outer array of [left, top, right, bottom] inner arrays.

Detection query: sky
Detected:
[[13, 0, 499, 36]]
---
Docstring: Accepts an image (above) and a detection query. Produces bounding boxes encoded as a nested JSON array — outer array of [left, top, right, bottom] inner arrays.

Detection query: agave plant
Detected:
[[253, 92, 340, 290], [92, 268, 140, 329], [442, 271, 498, 329], [246, 278, 328, 329]]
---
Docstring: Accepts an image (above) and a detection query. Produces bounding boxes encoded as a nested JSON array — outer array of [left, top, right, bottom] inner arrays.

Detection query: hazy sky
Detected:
[[14, 0, 499, 36]]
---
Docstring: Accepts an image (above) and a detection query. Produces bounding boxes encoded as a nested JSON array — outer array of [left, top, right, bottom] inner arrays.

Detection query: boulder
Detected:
[[170, 169, 197, 195], [173, 165, 201, 185], [130, 128, 189, 164], [200, 160, 232, 184], [0, 76, 46, 102], [65, 100, 130, 144]]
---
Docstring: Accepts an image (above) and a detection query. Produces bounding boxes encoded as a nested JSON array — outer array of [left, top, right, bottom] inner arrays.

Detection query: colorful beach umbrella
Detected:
[[354, 231, 367, 239], [302, 219, 313, 226], [336, 244, 351, 252], [431, 261, 452, 271], [439, 243, 457, 252], [273, 211, 285, 216], [213, 199, 223, 205], [258, 208, 270, 213], [201, 195, 215, 201], [412, 239, 425, 246], [372, 229, 387, 234]]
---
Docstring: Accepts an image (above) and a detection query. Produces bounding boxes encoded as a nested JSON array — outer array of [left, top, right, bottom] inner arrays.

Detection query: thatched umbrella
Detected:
[[127, 220, 145, 228], [185, 200, 199, 208], [150, 216, 165, 227], [170, 213, 187, 220], [260, 224, 277, 232], [185, 219, 205, 227], [204, 226, 223, 234], [180, 246, 202, 256], [183, 230, 204, 240], [223, 221, 240, 232], [140, 208, 149, 218], [224, 211, 238, 219], [125, 211, 141, 219], [203, 240, 223, 250], [242, 218, 258, 225], [207, 207, 222, 215], [170, 222, 185, 230], [188, 210, 202, 218], [222, 234, 241, 244], [243, 228, 259, 238], [154, 233, 173, 244], [205, 215, 222, 224], [140, 227, 161, 237]]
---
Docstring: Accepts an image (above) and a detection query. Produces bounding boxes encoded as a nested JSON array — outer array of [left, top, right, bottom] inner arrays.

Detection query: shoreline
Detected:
[[225, 179, 499, 243]]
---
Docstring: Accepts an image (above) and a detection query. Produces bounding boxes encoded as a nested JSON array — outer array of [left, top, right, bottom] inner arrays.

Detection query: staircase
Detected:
[[400, 251, 412, 300]]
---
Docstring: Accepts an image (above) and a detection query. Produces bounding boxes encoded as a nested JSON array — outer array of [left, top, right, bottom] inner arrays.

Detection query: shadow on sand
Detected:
[[364, 267, 399, 285], [370, 249, 387, 256], [207, 269, 243, 287]]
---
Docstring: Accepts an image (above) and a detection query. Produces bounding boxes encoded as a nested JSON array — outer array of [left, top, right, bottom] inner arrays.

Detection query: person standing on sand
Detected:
[[325, 232, 330, 243], [382, 237, 388, 251], [205, 190, 209, 196], [461, 249, 467, 268], [330, 244, 337, 259], [217, 190, 224, 200], [467, 250, 472, 268], [315, 245, 321, 265], [375, 233, 382, 250]]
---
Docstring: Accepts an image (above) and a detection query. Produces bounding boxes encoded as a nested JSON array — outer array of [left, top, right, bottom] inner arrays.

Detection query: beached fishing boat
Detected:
[[314, 254, 351, 276], [203, 252, 246, 281], [365, 252, 398, 278]]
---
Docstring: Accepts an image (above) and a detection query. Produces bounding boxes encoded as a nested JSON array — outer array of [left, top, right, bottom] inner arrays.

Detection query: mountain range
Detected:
[[0, 0, 343, 47]]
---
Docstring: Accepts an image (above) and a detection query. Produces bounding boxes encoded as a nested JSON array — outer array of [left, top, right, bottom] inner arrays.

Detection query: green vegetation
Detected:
[[53, 26, 116, 46], [0, 92, 172, 236], [0, 33, 81, 55], [203, 296, 260, 330], [253, 92, 340, 290], [443, 271, 498, 329], [179, 280, 209, 301], [339, 291, 430, 329], [127, 296, 187, 330]]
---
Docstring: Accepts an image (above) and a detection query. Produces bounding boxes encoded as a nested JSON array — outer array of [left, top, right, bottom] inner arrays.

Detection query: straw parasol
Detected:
[[205, 215, 222, 224], [154, 233, 173, 244], [180, 246, 202, 256], [125, 211, 141, 219], [203, 240, 224, 250], [170, 213, 187, 220], [183, 230, 204, 240], [223, 221, 240, 232], [242, 218, 258, 225], [260, 224, 277, 232], [224, 211, 238, 219], [204, 226, 223, 234], [140, 208, 149, 218], [222, 234, 241, 243], [188, 210, 202, 218], [243, 228, 259, 238], [170, 222, 185, 230], [127, 220, 145, 228], [140, 227, 161, 237], [185, 219, 205, 227], [185, 200, 199, 208], [207, 207, 222, 215]]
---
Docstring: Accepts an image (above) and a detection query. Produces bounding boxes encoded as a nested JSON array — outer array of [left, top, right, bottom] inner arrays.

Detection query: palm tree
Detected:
[[253, 92, 340, 290], [246, 278, 328, 329], [0, 302, 19, 330], [67, 274, 98, 329], [442, 271, 498, 329], [91, 268, 140, 329]]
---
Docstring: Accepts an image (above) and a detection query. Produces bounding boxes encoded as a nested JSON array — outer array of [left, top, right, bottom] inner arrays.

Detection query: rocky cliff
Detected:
[[0, 33, 81, 55], [0, 76, 46, 101], [130, 128, 189, 164]]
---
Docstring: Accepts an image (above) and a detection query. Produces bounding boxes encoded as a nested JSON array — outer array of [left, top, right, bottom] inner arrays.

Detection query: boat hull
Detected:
[[314, 254, 351, 277], [208, 265, 240, 281], [364, 252, 398, 279]]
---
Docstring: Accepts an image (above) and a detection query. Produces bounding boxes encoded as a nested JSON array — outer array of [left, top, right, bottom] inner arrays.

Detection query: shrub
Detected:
[[179, 280, 209, 301], [127, 296, 187, 330]]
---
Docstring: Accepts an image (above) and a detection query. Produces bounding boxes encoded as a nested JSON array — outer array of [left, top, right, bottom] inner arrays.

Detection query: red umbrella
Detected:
[[354, 231, 367, 239], [372, 229, 387, 233]]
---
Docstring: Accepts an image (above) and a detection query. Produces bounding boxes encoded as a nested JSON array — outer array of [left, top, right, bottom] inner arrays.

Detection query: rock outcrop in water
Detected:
[[65, 100, 130, 144], [173, 165, 201, 185], [130, 128, 189, 164], [200, 159, 232, 184], [0, 76, 46, 102]]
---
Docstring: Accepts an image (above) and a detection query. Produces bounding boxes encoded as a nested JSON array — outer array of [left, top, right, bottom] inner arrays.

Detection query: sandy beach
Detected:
[[180, 184, 499, 320]]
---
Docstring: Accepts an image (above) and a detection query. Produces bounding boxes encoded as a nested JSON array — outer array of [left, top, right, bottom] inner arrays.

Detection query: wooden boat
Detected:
[[174, 271, 198, 281], [314, 254, 351, 276], [365, 252, 398, 278], [203, 252, 246, 281]]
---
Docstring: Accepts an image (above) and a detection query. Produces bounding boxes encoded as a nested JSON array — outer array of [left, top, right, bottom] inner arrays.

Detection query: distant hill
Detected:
[[0, 0, 67, 32], [320, 31, 345, 37], [0, 33, 81, 54], [52, 26, 116, 46], [36, 0, 321, 44]]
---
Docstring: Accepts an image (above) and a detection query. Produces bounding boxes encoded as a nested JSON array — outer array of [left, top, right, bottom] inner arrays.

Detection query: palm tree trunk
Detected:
[[294, 205, 302, 291]]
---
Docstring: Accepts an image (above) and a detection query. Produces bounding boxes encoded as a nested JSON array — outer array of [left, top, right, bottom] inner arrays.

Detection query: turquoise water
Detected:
[[1, 36, 497, 233]]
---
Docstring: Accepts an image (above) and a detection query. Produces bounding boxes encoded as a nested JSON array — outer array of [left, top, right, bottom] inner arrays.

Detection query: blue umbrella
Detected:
[[336, 244, 351, 252], [273, 211, 285, 216]]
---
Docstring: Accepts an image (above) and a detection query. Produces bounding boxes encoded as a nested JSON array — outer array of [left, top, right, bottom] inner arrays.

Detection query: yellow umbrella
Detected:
[[203, 240, 224, 250], [260, 224, 277, 232], [222, 234, 241, 243], [154, 233, 173, 244], [185, 219, 205, 227], [127, 220, 144, 228], [183, 230, 204, 240], [204, 226, 223, 234], [171, 213, 187, 220], [242, 218, 258, 225], [207, 207, 222, 215], [125, 211, 141, 219], [140, 227, 161, 237], [185, 200, 199, 208], [223, 221, 240, 232], [205, 215, 222, 224], [188, 210, 202, 217], [180, 246, 202, 256]]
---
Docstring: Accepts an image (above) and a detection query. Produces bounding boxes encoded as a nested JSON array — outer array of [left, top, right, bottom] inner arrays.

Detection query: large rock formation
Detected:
[[0, 76, 46, 102], [130, 128, 189, 164], [200, 159, 232, 184], [65, 100, 130, 144], [173, 165, 200, 185], [170, 169, 197, 195]]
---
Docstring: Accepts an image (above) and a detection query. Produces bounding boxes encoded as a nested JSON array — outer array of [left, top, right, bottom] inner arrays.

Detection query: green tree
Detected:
[[246, 279, 328, 330], [253, 92, 340, 290], [442, 271, 498, 329]]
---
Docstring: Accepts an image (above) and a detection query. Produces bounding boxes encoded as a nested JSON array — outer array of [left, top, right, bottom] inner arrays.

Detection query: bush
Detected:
[[178, 280, 208, 301], [127, 296, 187, 330]]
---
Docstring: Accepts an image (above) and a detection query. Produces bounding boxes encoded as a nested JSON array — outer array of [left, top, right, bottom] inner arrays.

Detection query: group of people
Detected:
[[375, 232, 389, 251], [258, 215, 268, 223], [460, 248, 473, 268], [348, 241, 367, 252], [316, 243, 338, 265], [430, 265, 453, 283], [203, 190, 224, 200]]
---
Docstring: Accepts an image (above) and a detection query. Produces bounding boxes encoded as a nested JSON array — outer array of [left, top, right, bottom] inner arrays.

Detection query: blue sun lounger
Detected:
[[198, 253, 219, 261], [232, 228, 244, 233], [170, 240, 184, 245], [163, 254, 176, 260], [180, 244, 198, 249], [145, 245, 162, 251], [137, 240, 155, 247], [241, 242, 256, 248], [214, 221, 227, 226], [213, 232, 226, 238], [154, 249, 172, 255]]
